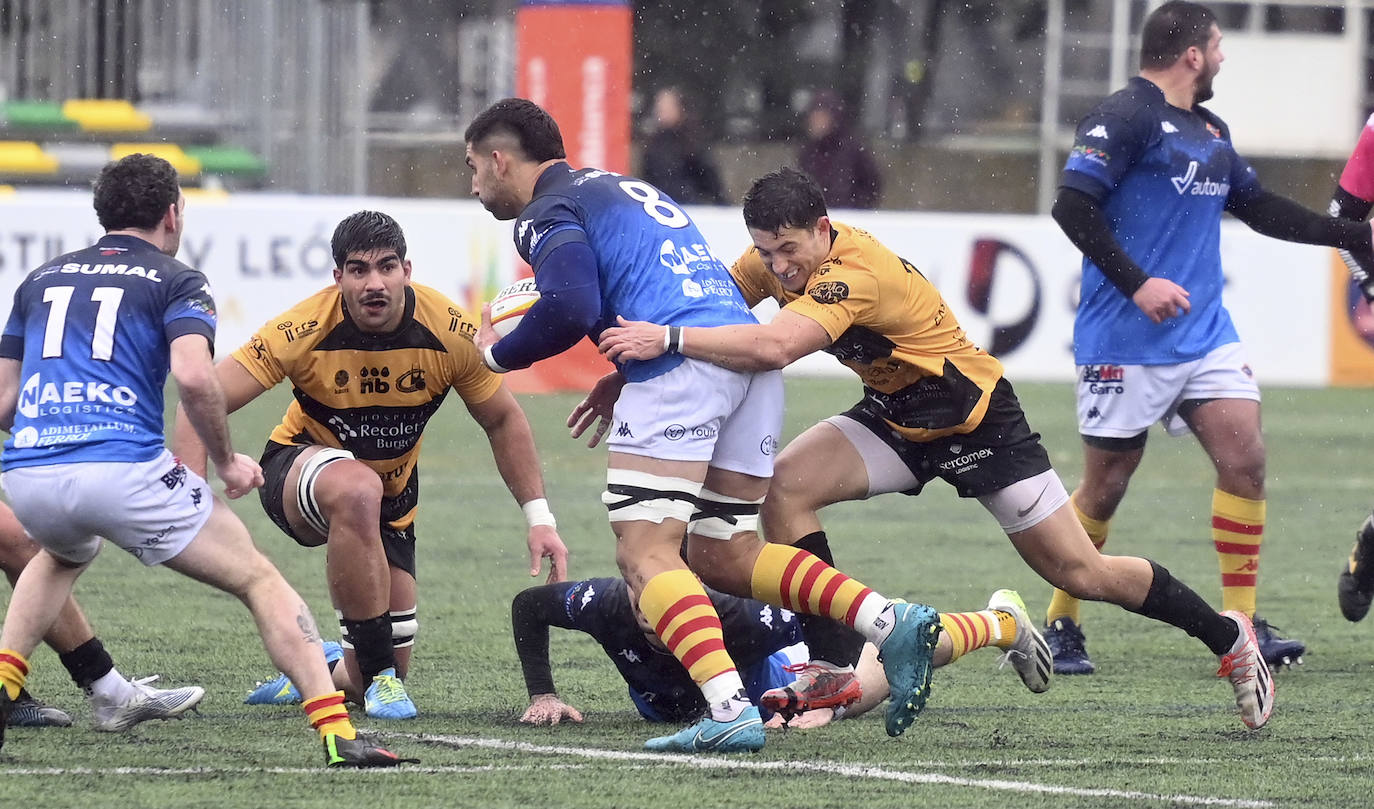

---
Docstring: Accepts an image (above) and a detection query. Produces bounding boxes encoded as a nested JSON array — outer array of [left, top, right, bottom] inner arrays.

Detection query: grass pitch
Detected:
[[2, 378, 1372, 808]]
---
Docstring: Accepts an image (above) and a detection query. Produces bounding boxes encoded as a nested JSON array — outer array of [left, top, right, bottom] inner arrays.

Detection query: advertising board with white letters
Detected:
[[0, 191, 1332, 386]]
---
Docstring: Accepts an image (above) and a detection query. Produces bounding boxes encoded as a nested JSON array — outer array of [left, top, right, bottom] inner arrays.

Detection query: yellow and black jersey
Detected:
[[729, 221, 1005, 441], [230, 282, 502, 530]]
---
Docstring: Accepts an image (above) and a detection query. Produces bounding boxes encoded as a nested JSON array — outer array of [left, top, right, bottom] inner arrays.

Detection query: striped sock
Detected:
[[1213, 489, 1264, 617], [0, 649, 29, 701], [748, 543, 890, 644], [639, 569, 743, 707], [940, 609, 1017, 663], [304, 691, 355, 740], [1047, 496, 1109, 625]]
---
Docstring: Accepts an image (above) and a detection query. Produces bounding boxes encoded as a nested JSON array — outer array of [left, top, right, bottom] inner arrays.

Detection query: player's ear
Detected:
[[402, 259, 413, 280]]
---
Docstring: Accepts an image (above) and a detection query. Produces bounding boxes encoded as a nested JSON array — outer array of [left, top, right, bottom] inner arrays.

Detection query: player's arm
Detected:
[[598, 309, 831, 372], [172, 356, 269, 479], [1330, 185, 1374, 301], [477, 240, 601, 373], [1051, 186, 1190, 324], [466, 385, 569, 582], [511, 582, 586, 725], [169, 335, 263, 499], [1226, 186, 1374, 252], [0, 357, 19, 432]]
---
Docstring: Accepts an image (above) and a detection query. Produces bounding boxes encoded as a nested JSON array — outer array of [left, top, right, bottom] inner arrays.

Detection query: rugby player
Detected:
[[0, 154, 406, 766], [1045, 0, 1374, 673], [464, 97, 947, 752], [598, 166, 1276, 730], [174, 209, 568, 720]]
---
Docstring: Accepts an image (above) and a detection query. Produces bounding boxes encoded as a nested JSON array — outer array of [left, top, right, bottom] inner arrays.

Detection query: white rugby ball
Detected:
[[489, 278, 540, 337]]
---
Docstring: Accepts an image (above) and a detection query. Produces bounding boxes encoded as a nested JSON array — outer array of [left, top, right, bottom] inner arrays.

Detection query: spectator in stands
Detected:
[[640, 87, 728, 205], [796, 90, 882, 210]]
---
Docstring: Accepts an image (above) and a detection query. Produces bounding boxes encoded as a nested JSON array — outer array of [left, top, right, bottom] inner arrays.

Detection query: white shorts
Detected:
[[608, 358, 783, 478], [1076, 342, 1260, 439], [2, 449, 214, 566]]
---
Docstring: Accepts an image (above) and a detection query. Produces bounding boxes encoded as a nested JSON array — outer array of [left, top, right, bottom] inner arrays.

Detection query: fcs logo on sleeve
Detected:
[[808, 281, 850, 304]]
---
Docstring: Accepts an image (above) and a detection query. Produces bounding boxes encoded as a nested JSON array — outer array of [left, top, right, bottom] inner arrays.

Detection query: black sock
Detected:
[[342, 614, 396, 682], [58, 637, 115, 691], [1128, 560, 1239, 656], [793, 532, 866, 668]]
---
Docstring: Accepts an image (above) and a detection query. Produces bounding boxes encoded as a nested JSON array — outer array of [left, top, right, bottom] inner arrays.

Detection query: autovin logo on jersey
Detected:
[[1170, 160, 1229, 197]]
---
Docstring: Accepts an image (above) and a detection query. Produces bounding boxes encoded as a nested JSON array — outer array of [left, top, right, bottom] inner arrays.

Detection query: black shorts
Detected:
[[842, 377, 1053, 499], [259, 441, 418, 578]]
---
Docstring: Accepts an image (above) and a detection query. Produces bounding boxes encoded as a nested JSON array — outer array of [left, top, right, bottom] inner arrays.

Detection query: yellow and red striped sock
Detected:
[[639, 569, 742, 704], [1046, 497, 1109, 625], [304, 691, 355, 740], [940, 609, 1018, 663], [0, 648, 29, 700], [749, 543, 889, 641], [1213, 489, 1264, 617]]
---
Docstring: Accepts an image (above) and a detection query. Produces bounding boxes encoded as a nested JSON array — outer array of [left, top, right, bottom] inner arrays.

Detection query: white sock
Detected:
[[86, 668, 136, 703], [702, 673, 748, 721], [853, 595, 897, 646]]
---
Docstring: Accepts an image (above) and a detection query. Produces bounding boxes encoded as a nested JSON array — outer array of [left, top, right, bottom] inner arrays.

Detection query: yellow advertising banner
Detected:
[[1330, 250, 1374, 386]]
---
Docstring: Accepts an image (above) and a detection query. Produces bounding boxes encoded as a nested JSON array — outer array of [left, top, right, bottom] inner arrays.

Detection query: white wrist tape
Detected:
[[522, 497, 557, 529]]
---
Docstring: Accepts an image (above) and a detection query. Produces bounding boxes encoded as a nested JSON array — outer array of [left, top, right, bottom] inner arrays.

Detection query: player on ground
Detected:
[[1, 498, 206, 730], [173, 209, 568, 720], [599, 166, 1275, 731], [513, 577, 1046, 729], [1047, 0, 1374, 674], [0, 154, 407, 766], [1327, 113, 1374, 621], [465, 97, 946, 752]]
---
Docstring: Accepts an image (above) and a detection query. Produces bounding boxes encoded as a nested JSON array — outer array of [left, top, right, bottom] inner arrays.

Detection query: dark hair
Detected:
[[1139, 1, 1217, 70], [92, 153, 180, 231], [463, 98, 566, 162], [741, 167, 829, 233], [331, 210, 407, 267]]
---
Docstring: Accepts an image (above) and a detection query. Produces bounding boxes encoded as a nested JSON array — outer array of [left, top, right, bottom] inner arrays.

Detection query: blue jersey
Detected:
[[1060, 77, 1261, 365], [515, 163, 756, 382], [0, 234, 216, 469]]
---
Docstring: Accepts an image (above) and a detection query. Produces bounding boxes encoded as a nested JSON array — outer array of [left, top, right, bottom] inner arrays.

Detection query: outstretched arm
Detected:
[[598, 310, 831, 372], [1329, 185, 1374, 302], [511, 583, 585, 725], [467, 385, 569, 582]]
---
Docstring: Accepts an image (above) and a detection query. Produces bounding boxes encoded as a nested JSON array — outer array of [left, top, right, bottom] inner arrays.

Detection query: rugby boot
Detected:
[[1044, 616, 1096, 675], [877, 602, 942, 737]]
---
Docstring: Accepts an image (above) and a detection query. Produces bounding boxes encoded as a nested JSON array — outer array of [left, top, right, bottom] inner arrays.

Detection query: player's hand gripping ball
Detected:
[[489, 278, 541, 337]]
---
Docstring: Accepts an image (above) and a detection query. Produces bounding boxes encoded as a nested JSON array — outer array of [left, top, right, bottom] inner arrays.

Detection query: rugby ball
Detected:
[[489, 278, 540, 337]]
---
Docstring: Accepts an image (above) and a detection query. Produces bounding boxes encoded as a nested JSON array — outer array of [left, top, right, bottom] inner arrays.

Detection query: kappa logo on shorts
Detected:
[[616, 423, 634, 438], [1086, 406, 1102, 420], [191, 487, 203, 507]]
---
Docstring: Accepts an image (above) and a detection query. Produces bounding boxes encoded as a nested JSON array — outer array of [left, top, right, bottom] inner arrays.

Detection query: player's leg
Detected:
[[690, 372, 942, 738], [1004, 493, 1273, 729], [163, 497, 407, 766], [266, 444, 413, 718], [606, 451, 764, 753], [1338, 509, 1374, 622], [1182, 394, 1304, 667]]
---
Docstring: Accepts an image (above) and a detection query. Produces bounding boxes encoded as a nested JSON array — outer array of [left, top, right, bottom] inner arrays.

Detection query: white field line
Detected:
[[2, 763, 586, 776], [404, 733, 1276, 809]]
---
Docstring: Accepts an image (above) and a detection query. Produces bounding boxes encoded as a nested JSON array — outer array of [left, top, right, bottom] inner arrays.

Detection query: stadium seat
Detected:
[[185, 145, 267, 178], [110, 143, 201, 177], [0, 141, 59, 175], [0, 101, 78, 132], [62, 99, 152, 133]]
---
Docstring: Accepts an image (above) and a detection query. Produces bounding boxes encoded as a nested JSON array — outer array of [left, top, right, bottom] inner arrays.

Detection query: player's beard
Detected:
[[1194, 60, 1219, 103]]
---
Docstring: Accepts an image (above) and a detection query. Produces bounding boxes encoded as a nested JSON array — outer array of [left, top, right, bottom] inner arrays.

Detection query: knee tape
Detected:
[[296, 447, 355, 536], [335, 606, 418, 650], [601, 468, 702, 524], [689, 487, 762, 539]]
